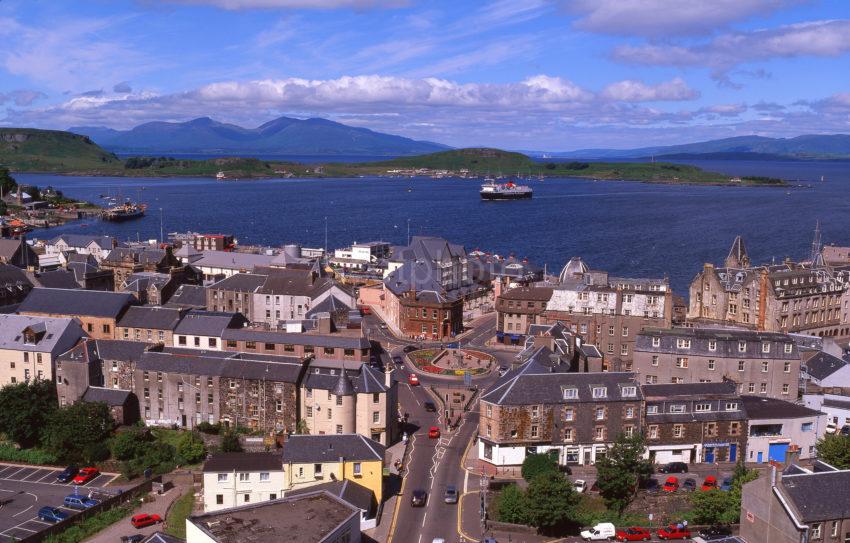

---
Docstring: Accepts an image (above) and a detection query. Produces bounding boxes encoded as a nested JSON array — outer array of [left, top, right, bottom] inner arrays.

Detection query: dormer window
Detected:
[[676, 339, 691, 349], [738, 340, 747, 353], [669, 404, 685, 414], [592, 386, 607, 399], [562, 387, 578, 400], [652, 336, 661, 347], [725, 402, 739, 411], [708, 340, 716, 352], [647, 405, 658, 414], [621, 386, 637, 398], [761, 342, 770, 353]]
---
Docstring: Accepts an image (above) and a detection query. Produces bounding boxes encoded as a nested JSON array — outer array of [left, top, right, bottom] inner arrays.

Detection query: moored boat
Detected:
[[480, 180, 533, 200]]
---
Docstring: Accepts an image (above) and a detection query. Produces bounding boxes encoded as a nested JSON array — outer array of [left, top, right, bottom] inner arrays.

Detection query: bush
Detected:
[[176, 432, 207, 464], [196, 422, 221, 435], [42, 402, 114, 463], [0, 379, 58, 448], [220, 432, 242, 452], [111, 429, 152, 461], [0, 443, 58, 465], [165, 491, 195, 538], [497, 484, 529, 524], [521, 452, 558, 482]]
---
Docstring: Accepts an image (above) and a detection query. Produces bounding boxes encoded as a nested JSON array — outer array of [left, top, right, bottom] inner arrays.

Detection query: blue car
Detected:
[[720, 477, 734, 491], [64, 495, 99, 510], [38, 506, 69, 523]]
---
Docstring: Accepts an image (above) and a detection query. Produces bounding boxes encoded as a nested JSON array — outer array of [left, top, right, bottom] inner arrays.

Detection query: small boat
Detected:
[[216, 171, 227, 180], [102, 200, 147, 222]]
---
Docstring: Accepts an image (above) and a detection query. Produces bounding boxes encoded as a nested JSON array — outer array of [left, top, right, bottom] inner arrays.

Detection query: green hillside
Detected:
[[371, 148, 534, 171], [0, 128, 123, 173]]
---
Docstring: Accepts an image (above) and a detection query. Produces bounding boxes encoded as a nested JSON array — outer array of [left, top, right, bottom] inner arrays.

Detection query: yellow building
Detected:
[[282, 434, 385, 504]]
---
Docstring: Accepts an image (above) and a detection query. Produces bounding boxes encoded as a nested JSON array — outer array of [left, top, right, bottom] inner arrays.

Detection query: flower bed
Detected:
[[408, 348, 492, 376]]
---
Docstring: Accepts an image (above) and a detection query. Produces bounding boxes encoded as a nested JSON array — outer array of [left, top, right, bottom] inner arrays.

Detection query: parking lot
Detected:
[[0, 464, 119, 541]]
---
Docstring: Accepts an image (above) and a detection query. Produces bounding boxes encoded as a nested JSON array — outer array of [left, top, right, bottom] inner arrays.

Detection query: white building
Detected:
[[743, 395, 827, 463], [201, 452, 284, 512], [44, 234, 117, 262]]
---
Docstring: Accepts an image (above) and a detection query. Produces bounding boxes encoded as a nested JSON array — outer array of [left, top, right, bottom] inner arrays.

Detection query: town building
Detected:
[[741, 395, 826, 463], [54, 339, 150, 407], [221, 327, 371, 362], [478, 347, 642, 467], [62, 253, 115, 290], [800, 350, 850, 433], [541, 257, 672, 370], [0, 263, 33, 308], [0, 238, 38, 268], [173, 310, 248, 351], [190, 233, 236, 252], [642, 381, 747, 465], [186, 491, 361, 543], [100, 245, 183, 288], [633, 327, 801, 399], [166, 284, 209, 310], [330, 241, 390, 271], [81, 386, 139, 425], [468, 252, 543, 298], [495, 286, 553, 345], [117, 306, 186, 344], [207, 273, 266, 319], [44, 234, 118, 262], [202, 452, 285, 512], [189, 251, 276, 281], [740, 461, 850, 543], [285, 480, 378, 531], [17, 287, 136, 339], [281, 434, 385, 504], [688, 236, 850, 338], [0, 314, 85, 386]]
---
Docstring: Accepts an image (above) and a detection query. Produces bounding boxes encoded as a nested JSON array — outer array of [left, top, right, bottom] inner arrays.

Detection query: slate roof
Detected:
[[306, 294, 353, 317], [499, 286, 553, 301], [27, 270, 81, 289], [209, 273, 268, 293], [741, 396, 823, 420], [636, 327, 797, 359], [0, 239, 25, 260], [118, 306, 185, 330], [301, 362, 388, 394], [136, 350, 303, 382], [103, 246, 168, 265], [49, 234, 115, 249], [803, 351, 849, 381], [643, 381, 738, 399], [122, 272, 170, 293], [782, 469, 850, 522], [255, 267, 335, 298], [332, 371, 355, 396], [166, 284, 207, 309], [202, 452, 282, 473], [82, 386, 133, 406], [0, 314, 84, 352], [281, 434, 385, 463], [193, 251, 274, 271], [94, 339, 148, 361], [18, 288, 135, 318], [221, 328, 369, 349], [823, 397, 850, 410], [286, 479, 375, 514], [383, 260, 480, 304], [173, 310, 245, 336], [0, 264, 32, 289]]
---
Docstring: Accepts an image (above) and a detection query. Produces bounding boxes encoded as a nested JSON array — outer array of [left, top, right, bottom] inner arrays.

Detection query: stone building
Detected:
[[643, 381, 746, 465], [478, 347, 642, 467], [221, 327, 370, 362], [541, 257, 672, 370], [100, 245, 184, 288], [55, 339, 148, 407], [0, 263, 33, 308], [81, 386, 139, 425], [17, 287, 136, 340], [634, 327, 801, 399], [495, 286, 553, 345], [688, 236, 850, 338], [117, 306, 186, 344]]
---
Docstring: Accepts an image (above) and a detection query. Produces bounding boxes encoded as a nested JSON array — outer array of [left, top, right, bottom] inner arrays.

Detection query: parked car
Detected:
[[37, 506, 69, 523], [662, 476, 679, 492], [392, 355, 403, 365], [841, 425, 850, 436], [699, 525, 733, 540], [444, 485, 458, 504], [720, 477, 734, 491], [615, 526, 652, 541], [428, 426, 441, 439], [55, 466, 78, 484], [411, 489, 427, 507], [72, 467, 99, 485], [574, 479, 587, 493], [581, 522, 616, 541], [63, 495, 99, 510], [701, 476, 718, 491], [658, 462, 688, 474], [657, 525, 691, 540], [130, 514, 162, 529], [408, 374, 420, 386], [424, 401, 437, 412], [639, 478, 660, 493], [682, 478, 697, 492]]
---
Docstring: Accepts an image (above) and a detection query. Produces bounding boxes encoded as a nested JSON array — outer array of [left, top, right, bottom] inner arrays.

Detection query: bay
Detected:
[[15, 159, 850, 295]]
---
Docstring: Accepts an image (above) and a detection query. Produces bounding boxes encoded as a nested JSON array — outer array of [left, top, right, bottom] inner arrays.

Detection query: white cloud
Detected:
[[0, 89, 47, 107], [601, 77, 699, 102], [159, 0, 406, 9], [565, 0, 802, 37]]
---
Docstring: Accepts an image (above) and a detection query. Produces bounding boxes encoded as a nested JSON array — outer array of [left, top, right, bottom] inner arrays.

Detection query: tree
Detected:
[[42, 402, 114, 463], [0, 167, 16, 197], [176, 432, 207, 464], [594, 433, 654, 515], [497, 484, 529, 525], [296, 419, 310, 434], [111, 428, 152, 461], [0, 380, 58, 448], [690, 461, 758, 525], [524, 471, 580, 530], [521, 452, 558, 483], [220, 432, 242, 452], [816, 434, 850, 469]]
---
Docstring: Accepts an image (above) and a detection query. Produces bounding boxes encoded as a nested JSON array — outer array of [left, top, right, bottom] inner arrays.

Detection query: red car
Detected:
[[130, 513, 162, 529], [701, 475, 718, 491], [428, 426, 441, 439], [657, 525, 691, 540], [408, 374, 420, 386], [72, 467, 99, 485], [615, 526, 652, 541], [662, 476, 679, 492]]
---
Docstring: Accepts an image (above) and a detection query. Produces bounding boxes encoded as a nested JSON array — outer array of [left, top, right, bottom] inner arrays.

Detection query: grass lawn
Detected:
[[165, 490, 195, 539]]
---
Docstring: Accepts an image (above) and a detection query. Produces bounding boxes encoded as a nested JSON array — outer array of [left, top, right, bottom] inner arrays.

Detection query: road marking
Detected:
[[34, 472, 56, 483], [421, 511, 427, 527], [464, 470, 469, 493], [6, 468, 26, 480], [13, 506, 32, 518]]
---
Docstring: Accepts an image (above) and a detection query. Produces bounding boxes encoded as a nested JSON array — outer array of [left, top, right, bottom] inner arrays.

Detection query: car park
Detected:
[[424, 401, 437, 412], [662, 476, 679, 492], [658, 461, 688, 474], [682, 478, 697, 492], [720, 477, 733, 491], [130, 514, 162, 528], [581, 522, 616, 541], [428, 426, 441, 439], [444, 485, 458, 504], [701, 476, 718, 491], [63, 494, 99, 510], [408, 374, 420, 386], [574, 479, 587, 493], [411, 489, 427, 507], [37, 507, 68, 523], [657, 525, 691, 540], [699, 525, 733, 540], [55, 466, 78, 484], [639, 478, 660, 493], [615, 526, 652, 541], [72, 467, 99, 485]]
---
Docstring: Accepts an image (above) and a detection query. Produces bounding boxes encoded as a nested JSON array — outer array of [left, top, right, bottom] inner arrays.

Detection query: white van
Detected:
[[580, 522, 616, 541]]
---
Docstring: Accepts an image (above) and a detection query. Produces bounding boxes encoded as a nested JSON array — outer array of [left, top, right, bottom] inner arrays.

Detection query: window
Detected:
[[645, 375, 658, 384], [669, 404, 685, 413], [563, 428, 574, 441], [831, 521, 838, 537], [802, 422, 813, 432], [652, 336, 661, 347], [811, 523, 821, 539], [373, 411, 380, 423], [314, 464, 323, 477], [725, 402, 739, 411], [608, 325, 615, 336], [673, 424, 684, 438], [625, 406, 635, 419], [595, 407, 606, 420], [782, 384, 790, 395], [651, 355, 659, 366], [531, 405, 539, 418], [784, 343, 793, 354], [297, 467, 304, 477], [306, 406, 313, 418], [738, 360, 746, 372], [676, 357, 688, 368], [209, 338, 217, 348], [564, 408, 574, 421], [324, 347, 334, 355], [620, 344, 628, 356], [217, 473, 228, 482], [762, 342, 770, 353], [276, 400, 283, 412], [531, 425, 539, 438], [708, 340, 716, 351], [648, 425, 659, 439], [676, 338, 691, 349], [243, 494, 250, 503], [695, 403, 711, 412], [761, 361, 769, 373], [336, 424, 343, 434], [738, 340, 747, 353], [592, 387, 607, 399], [336, 395, 343, 406], [327, 408, 332, 420], [621, 386, 637, 398], [259, 472, 270, 481], [647, 405, 658, 414], [594, 426, 605, 441], [748, 383, 755, 393], [216, 494, 223, 504], [784, 361, 791, 373], [760, 382, 767, 394], [563, 388, 578, 400], [194, 337, 201, 347], [353, 462, 362, 476]]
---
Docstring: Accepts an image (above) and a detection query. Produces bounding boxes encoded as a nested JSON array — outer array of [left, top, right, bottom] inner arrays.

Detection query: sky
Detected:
[[0, 0, 849, 150]]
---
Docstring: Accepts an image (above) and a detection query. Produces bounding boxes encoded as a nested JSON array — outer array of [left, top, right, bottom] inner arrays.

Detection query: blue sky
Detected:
[[1, 0, 849, 150]]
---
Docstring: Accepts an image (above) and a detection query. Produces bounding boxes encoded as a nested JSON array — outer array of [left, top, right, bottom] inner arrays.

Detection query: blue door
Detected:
[[729, 444, 737, 462], [704, 447, 714, 463], [757, 451, 764, 463], [769, 443, 789, 463]]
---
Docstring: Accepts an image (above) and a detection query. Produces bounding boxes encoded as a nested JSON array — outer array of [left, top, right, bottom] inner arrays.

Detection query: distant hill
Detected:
[[544, 134, 850, 160], [70, 116, 450, 156], [0, 128, 122, 173], [369, 148, 535, 171]]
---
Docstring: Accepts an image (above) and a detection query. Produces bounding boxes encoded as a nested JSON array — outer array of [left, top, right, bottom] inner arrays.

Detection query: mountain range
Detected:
[[536, 134, 850, 160], [69, 116, 449, 156]]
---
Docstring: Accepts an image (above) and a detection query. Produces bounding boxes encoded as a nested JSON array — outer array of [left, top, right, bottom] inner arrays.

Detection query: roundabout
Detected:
[[406, 347, 496, 378]]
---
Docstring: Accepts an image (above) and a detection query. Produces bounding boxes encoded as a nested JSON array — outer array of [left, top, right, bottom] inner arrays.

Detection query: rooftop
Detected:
[[741, 395, 823, 420], [173, 310, 245, 336], [203, 452, 282, 473], [803, 351, 849, 381], [643, 381, 738, 399], [118, 306, 185, 330], [781, 464, 850, 523], [82, 386, 133, 406], [18, 288, 135, 318], [281, 434, 385, 464]]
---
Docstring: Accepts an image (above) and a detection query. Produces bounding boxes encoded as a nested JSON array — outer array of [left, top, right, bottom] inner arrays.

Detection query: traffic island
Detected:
[[408, 348, 495, 379]]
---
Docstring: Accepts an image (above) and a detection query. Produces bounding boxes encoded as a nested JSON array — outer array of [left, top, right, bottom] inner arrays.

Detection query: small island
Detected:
[[0, 128, 786, 186]]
